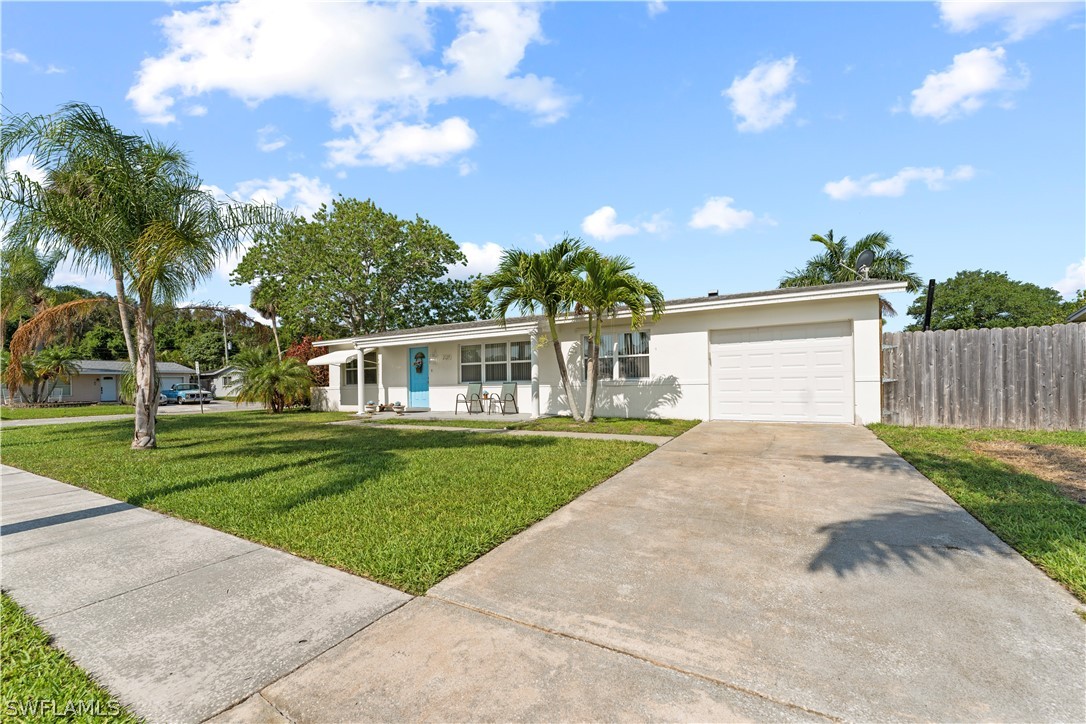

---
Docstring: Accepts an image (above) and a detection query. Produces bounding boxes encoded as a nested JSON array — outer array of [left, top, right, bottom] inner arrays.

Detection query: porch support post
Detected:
[[377, 349, 385, 405], [530, 328, 541, 418], [354, 348, 366, 416]]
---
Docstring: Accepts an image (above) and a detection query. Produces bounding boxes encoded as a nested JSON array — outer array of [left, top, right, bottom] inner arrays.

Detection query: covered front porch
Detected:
[[307, 321, 545, 418]]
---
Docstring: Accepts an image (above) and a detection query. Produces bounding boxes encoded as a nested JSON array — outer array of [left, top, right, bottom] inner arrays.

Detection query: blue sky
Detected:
[[3, 1, 1084, 331]]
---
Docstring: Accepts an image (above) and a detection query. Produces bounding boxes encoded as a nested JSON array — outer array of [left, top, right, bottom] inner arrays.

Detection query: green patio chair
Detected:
[[455, 382, 483, 414], [495, 382, 518, 414]]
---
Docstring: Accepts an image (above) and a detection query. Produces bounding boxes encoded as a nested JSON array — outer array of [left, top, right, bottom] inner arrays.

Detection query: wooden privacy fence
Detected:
[[881, 324, 1086, 429]]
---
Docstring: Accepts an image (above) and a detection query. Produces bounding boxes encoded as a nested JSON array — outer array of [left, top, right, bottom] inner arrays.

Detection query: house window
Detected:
[[510, 341, 532, 382], [461, 341, 532, 383], [460, 345, 482, 383], [584, 331, 650, 380], [51, 380, 72, 399], [223, 376, 235, 387], [344, 352, 378, 386]]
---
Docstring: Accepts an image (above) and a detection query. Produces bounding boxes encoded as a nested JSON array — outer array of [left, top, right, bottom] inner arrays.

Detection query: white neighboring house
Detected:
[[3, 360, 197, 403], [307, 280, 906, 424], [199, 365, 243, 399]]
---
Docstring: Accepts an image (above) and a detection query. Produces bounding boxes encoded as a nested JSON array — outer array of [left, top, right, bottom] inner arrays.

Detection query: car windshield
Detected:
[[175, 384, 199, 391]]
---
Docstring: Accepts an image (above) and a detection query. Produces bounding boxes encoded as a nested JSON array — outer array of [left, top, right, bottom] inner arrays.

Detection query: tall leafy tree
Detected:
[[475, 238, 589, 421], [906, 270, 1072, 330], [1, 245, 64, 349], [232, 198, 479, 340], [572, 251, 664, 423], [780, 230, 922, 315], [250, 279, 283, 359], [1, 102, 279, 448]]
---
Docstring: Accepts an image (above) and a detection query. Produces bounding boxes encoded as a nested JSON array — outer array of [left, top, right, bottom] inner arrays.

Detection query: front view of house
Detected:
[[308, 280, 905, 424]]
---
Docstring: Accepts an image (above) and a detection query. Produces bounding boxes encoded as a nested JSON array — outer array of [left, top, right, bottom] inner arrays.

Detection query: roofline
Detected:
[[316, 280, 907, 349], [1068, 305, 1086, 323]]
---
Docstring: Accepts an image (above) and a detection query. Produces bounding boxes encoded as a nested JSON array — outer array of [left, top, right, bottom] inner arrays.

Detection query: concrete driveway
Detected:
[[247, 422, 1085, 722]]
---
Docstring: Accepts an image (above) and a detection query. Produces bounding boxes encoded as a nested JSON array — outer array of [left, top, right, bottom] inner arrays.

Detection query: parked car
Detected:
[[159, 392, 168, 405], [162, 383, 213, 405]]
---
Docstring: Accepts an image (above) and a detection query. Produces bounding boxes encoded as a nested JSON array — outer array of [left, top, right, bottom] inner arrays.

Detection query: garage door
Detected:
[[710, 321, 854, 423], [161, 376, 186, 391]]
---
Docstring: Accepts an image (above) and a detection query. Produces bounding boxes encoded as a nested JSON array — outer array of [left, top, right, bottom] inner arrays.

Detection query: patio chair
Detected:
[[455, 382, 484, 414], [495, 382, 518, 414]]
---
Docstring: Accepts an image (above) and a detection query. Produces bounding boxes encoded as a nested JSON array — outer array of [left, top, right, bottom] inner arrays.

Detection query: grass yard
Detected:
[[0, 412, 653, 594], [872, 425, 1086, 602], [0, 404, 132, 421], [1, 594, 137, 723], [373, 415, 700, 437]]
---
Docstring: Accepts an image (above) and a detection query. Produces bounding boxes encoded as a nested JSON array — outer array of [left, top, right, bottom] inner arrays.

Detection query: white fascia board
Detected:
[[349, 320, 541, 349]]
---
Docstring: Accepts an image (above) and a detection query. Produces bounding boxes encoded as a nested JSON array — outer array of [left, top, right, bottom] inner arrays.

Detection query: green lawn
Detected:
[[871, 425, 1086, 602], [0, 404, 133, 420], [1, 594, 138, 723], [373, 415, 700, 437], [0, 412, 652, 594]]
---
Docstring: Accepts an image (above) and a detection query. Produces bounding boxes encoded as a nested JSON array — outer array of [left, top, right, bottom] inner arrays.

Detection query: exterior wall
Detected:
[[310, 293, 884, 424], [70, 375, 103, 402]]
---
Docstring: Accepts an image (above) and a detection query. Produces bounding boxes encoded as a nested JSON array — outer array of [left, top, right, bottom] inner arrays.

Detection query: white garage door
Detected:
[[710, 321, 854, 423], [161, 376, 186, 391]]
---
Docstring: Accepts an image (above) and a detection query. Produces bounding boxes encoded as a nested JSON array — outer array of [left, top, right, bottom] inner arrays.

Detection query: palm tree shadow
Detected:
[[808, 504, 1012, 576]]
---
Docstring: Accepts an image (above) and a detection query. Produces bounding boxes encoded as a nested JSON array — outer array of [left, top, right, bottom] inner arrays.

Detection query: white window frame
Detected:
[[584, 331, 651, 381], [460, 341, 532, 383], [50, 379, 72, 399], [343, 352, 378, 386]]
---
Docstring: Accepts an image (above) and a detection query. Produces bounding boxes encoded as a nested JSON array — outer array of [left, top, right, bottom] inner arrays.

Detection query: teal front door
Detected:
[[408, 347, 429, 409]]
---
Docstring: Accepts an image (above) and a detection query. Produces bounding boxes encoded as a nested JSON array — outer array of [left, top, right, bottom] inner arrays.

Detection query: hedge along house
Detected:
[[308, 280, 906, 424]]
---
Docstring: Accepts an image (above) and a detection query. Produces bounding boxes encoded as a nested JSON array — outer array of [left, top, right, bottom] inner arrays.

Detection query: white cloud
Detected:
[[232, 173, 333, 217], [640, 211, 672, 235], [938, 1, 1081, 41], [647, 1, 667, 18], [256, 124, 289, 153], [185, 105, 208, 117], [51, 261, 113, 293], [582, 206, 639, 242], [724, 56, 798, 133], [824, 165, 976, 200], [126, 2, 570, 170], [688, 197, 756, 233], [457, 158, 477, 177], [1053, 257, 1085, 298], [910, 46, 1028, 122], [2, 49, 29, 64], [5, 154, 47, 185], [454, 241, 505, 279], [328, 118, 478, 169], [231, 303, 274, 327]]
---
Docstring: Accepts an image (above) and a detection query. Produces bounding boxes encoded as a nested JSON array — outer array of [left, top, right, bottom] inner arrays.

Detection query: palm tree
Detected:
[[780, 230, 922, 316], [235, 357, 311, 413], [250, 279, 283, 360], [572, 251, 664, 423], [475, 238, 588, 421], [32, 345, 79, 401], [0, 245, 65, 349], [1, 102, 281, 448]]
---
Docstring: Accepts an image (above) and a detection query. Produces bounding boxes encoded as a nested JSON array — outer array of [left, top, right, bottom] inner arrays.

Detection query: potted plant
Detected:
[[392, 401, 405, 414], [364, 400, 377, 413]]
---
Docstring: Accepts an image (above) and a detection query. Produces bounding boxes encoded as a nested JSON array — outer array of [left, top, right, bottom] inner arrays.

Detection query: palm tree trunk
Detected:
[[113, 269, 137, 366], [131, 303, 158, 449], [583, 315, 599, 423], [548, 317, 582, 422]]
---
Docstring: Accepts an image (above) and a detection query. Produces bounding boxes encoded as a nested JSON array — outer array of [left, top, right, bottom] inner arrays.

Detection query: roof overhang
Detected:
[[318, 281, 908, 350], [307, 349, 357, 366]]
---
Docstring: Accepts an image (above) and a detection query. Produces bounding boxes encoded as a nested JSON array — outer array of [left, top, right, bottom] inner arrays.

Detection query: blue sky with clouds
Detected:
[[3, 1, 1084, 330]]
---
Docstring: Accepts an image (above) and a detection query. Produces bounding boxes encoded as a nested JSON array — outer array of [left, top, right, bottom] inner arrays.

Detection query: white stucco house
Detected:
[[199, 365, 243, 399], [307, 280, 906, 424]]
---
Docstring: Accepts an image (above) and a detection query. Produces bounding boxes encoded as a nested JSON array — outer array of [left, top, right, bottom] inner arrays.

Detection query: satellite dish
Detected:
[[855, 249, 876, 279]]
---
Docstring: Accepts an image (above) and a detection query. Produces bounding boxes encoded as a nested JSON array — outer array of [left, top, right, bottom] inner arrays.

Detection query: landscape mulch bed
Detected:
[[972, 440, 1086, 505]]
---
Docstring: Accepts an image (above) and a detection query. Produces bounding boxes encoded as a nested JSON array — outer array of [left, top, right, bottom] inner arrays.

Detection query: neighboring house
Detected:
[[199, 365, 243, 398], [1068, 306, 1086, 323], [308, 280, 906, 424], [5, 360, 197, 403]]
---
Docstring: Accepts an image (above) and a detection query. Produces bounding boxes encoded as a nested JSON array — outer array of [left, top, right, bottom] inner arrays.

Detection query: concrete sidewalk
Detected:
[[0, 402, 262, 428], [0, 465, 409, 722], [357, 422, 675, 445]]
